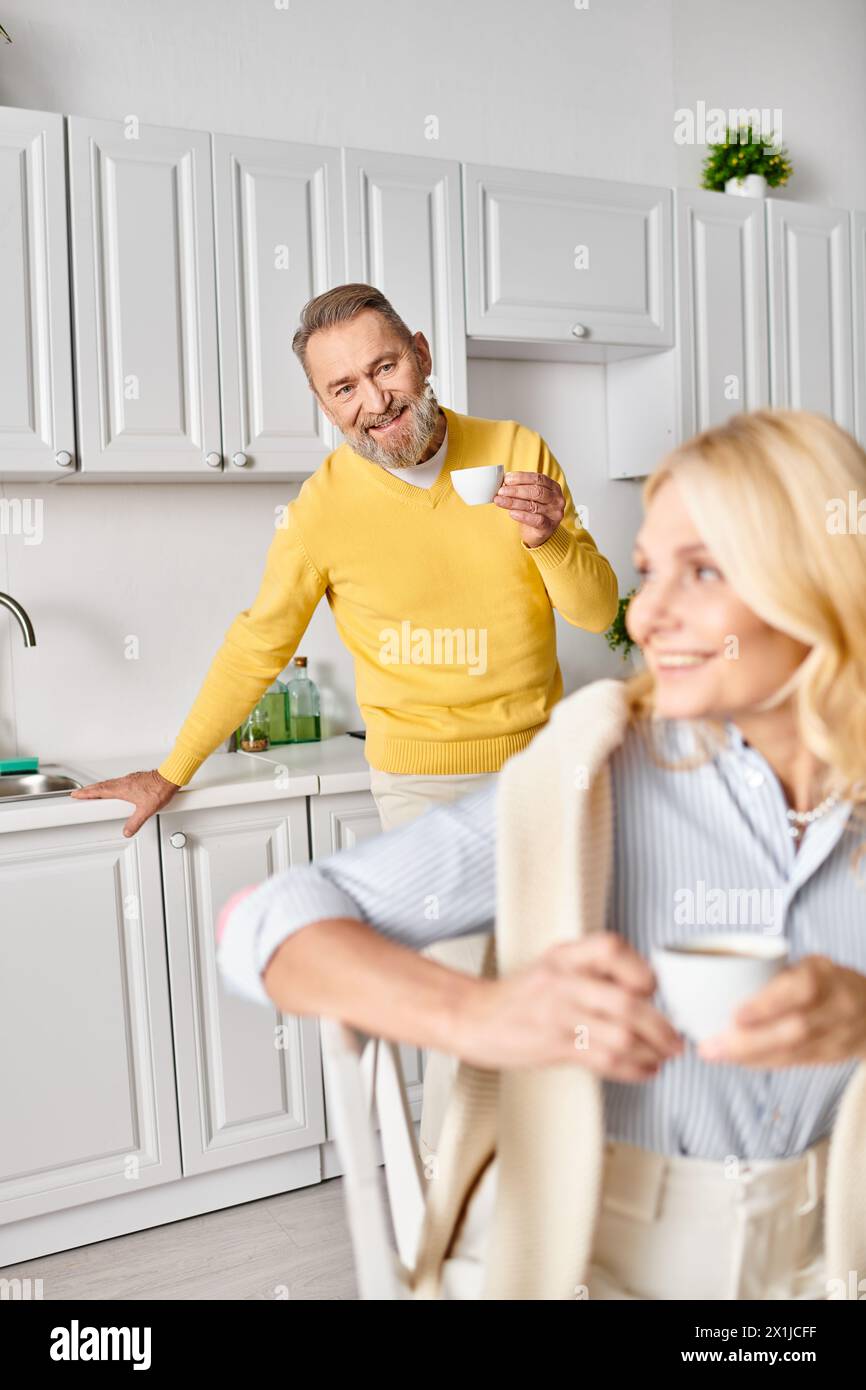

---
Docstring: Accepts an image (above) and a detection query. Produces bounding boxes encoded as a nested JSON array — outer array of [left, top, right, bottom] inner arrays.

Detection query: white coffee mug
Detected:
[[450, 464, 505, 505], [651, 932, 790, 1043]]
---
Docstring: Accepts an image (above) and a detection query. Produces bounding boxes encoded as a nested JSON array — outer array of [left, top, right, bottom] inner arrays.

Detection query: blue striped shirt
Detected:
[[217, 717, 865, 1161]]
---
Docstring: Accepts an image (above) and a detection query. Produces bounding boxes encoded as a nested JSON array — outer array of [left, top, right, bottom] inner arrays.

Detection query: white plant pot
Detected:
[[724, 173, 767, 198]]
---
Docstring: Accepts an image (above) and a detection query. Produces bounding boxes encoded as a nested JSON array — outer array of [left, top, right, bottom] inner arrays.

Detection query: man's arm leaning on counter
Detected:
[[157, 515, 328, 787]]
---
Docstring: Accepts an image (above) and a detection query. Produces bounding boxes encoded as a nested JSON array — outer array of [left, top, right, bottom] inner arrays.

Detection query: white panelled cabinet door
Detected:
[[676, 188, 769, 436], [767, 199, 854, 429], [343, 148, 467, 411], [212, 135, 344, 475], [0, 819, 181, 1224], [463, 163, 673, 348], [67, 116, 222, 477], [159, 797, 325, 1175], [0, 107, 76, 479], [308, 791, 426, 1138], [852, 211, 866, 450]]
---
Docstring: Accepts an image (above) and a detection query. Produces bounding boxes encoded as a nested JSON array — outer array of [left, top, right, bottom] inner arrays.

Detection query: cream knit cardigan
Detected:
[[409, 677, 866, 1300]]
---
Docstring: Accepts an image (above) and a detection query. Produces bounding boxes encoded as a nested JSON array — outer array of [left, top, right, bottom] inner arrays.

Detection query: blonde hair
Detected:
[[624, 409, 866, 865]]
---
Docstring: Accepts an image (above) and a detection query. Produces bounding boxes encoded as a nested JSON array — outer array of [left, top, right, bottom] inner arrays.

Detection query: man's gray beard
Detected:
[[344, 383, 442, 468]]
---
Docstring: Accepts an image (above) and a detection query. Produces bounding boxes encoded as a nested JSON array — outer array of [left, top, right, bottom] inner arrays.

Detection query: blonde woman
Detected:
[[217, 410, 866, 1300]]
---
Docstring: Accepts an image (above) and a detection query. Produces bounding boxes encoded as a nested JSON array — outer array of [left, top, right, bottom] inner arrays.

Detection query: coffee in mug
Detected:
[[651, 932, 789, 1043]]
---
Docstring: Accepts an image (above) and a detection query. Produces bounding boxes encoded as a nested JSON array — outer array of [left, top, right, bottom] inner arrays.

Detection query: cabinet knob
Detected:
[[169, 832, 187, 849], [55, 450, 74, 468], [205, 451, 222, 469], [231, 452, 249, 468], [570, 323, 588, 339]]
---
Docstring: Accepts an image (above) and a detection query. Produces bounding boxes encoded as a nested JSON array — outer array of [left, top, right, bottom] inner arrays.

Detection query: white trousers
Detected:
[[587, 1136, 829, 1300], [368, 767, 497, 1161], [441, 1137, 830, 1300]]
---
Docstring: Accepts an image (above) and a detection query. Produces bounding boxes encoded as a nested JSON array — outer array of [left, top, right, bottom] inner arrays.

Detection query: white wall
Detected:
[[0, 0, 863, 765], [0, 0, 676, 183], [672, 0, 866, 208]]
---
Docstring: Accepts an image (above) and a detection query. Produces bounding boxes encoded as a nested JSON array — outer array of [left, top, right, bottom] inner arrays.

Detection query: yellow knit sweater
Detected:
[[158, 407, 619, 786]]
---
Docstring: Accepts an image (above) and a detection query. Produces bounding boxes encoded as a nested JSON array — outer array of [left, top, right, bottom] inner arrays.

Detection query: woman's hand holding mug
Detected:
[[699, 955, 866, 1067], [459, 931, 684, 1081]]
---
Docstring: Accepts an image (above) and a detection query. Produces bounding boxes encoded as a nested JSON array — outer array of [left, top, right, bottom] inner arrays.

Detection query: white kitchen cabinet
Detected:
[[67, 116, 222, 478], [676, 188, 769, 436], [309, 787, 391, 859], [158, 797, 326, 1175], [309, 790, 425, 1135], [343, 148, 467, 411], [212, 135, 344, 475], [0, 818, 181, 1224], [0, 107, 76, 480], [463, 163, 673, 351], [852, 211, 866, 449], [766, 198, 854, 430]]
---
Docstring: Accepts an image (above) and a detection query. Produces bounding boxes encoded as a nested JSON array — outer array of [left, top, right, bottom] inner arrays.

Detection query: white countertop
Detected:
[[0, 735, 372, 833]]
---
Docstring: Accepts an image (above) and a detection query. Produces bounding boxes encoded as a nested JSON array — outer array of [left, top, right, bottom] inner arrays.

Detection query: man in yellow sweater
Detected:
[[72, 282, 619, 1155]]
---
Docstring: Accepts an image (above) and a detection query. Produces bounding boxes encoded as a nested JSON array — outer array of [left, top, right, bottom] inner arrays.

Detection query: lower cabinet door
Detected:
[[0, 818, 181, 1223], [309, 791, 426, 1134], [158, 797, 325, 1175]]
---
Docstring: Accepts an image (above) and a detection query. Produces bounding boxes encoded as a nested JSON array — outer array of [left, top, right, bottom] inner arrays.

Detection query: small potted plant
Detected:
[[701, 124, 792, 198], [605, 588, 637, 667]]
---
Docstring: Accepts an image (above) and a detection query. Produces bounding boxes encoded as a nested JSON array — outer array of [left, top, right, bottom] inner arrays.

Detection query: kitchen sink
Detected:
[[0, 765, 87, 803]]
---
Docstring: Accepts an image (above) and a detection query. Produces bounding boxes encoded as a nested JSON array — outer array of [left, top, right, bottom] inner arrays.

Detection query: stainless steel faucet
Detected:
[[0, 593, 36, 647]]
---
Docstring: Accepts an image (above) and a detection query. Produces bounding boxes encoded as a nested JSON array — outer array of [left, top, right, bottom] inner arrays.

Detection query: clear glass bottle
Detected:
[[239, 698, 270, 752], [262, 677, 290, 744], [287, 656, 321, 743]]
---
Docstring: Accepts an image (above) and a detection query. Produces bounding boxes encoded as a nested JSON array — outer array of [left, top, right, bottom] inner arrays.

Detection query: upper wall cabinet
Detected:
[[68, 117, 223, 478], [343, 148, 467, 411], [0, 107, 76, 480], [676, 189, 769, 436], [463, 163, 673, 352], [766, 199, 854, 430], [213, 135, 344, 475], [852, 211, 866, 449]]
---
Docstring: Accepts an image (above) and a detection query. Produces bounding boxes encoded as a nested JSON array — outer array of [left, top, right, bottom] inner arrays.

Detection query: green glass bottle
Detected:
[[262, 677, 290, 744], [287, 656, 321, 743], [238, 698, 270, 752]]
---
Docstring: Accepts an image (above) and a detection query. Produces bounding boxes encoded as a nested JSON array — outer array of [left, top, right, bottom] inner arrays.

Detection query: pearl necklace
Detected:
[[785, 791, 841, 839]]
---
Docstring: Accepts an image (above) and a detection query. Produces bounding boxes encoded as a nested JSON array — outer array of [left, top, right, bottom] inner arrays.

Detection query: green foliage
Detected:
[[701, 124, 792, 192], [605, 588, 637, 661]]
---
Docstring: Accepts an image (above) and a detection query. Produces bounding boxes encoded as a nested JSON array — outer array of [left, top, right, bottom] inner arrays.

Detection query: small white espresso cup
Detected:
[[651, 932, 790, 1044], [450, 464, 505, 505]]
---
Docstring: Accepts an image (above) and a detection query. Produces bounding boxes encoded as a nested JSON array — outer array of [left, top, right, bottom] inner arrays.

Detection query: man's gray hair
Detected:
[[292, 283, 414, 384]]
